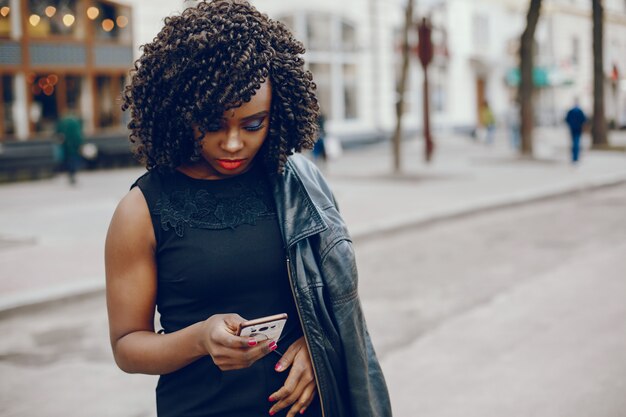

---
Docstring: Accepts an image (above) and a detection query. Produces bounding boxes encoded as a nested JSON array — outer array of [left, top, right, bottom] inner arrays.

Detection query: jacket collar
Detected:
[[270, 157, 328, 248]]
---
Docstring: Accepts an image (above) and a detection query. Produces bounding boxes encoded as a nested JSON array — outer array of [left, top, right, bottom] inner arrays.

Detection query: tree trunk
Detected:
[[519, 0, 542, 157], [391, 0, 414, 173], [592, 0, 608, 147]]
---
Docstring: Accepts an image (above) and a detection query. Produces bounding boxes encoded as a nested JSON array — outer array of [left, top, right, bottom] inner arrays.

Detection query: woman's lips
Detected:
[[217, 159, 245, 170]]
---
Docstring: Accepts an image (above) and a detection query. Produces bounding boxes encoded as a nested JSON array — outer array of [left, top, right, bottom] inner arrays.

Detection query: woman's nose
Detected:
[[221, 129, 244, 153]]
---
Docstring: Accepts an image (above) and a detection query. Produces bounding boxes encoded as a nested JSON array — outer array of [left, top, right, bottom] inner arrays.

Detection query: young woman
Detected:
[[105, 1, 391, 416]]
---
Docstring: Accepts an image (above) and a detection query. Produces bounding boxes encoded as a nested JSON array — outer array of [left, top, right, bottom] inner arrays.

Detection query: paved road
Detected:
[[1, 185, 625, 416], [362, 184, 626, 417]]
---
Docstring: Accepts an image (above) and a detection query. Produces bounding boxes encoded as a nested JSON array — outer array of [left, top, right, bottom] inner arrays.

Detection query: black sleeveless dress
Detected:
[[133, 163, 322, 417]]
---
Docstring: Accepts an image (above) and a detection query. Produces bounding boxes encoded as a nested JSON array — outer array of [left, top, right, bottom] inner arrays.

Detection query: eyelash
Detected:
[[204, 121, 265, 132], [244, 123, 265, 132]]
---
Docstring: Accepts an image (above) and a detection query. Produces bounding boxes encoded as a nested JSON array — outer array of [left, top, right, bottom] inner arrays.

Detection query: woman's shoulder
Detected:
[[107, 186, 156, 252], [113, 187, 152, 230], [131, 169, 167, 192]]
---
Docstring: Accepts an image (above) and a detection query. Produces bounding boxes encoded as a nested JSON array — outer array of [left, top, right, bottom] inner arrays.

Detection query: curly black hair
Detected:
[[122, 0, 319, 173]]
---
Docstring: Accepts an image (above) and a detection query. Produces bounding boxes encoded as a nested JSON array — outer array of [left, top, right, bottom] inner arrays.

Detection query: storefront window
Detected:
[[2, 74, 15, 136], [66, 75, 82, 112], [89, 1, 131, 43], [0, 0, 11, 38], [28, 0, 81, 38], [30, 73, 59, 133], [29, 73, 84, 134], [95, 74, 125, 128]]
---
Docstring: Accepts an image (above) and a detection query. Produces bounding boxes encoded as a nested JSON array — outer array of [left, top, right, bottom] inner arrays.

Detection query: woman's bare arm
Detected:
[[105, 187, 274, 375]]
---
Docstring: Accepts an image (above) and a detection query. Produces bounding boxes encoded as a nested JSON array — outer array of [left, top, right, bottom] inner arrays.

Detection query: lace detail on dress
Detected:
[[153, 179, 275, 237]]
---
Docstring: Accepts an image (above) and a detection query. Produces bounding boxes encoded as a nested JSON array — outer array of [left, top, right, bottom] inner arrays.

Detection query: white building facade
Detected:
[[126, 0, 626, 142]]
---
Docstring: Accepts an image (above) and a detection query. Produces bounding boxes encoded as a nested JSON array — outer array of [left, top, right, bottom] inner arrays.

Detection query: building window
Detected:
[[27, 0, 81, 38], [30, 73, 59, 133], [95, 74, 125, 129], [309, 63, 332, 118], [29, 73, 84, 134], [306, 14, 332, 51], [572, 36, 579, 66], [341, 21, 357, 52], [66, 75, 82, 111], [285, 12, 359, 121], [89, 1, 131, 43], [343, 64, 357, 119], [1, 74, 15, 137], [0, 0, 11, 38], [278, 15, 294, 33]]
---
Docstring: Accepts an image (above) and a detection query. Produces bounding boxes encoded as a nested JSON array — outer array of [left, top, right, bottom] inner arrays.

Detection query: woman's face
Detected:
[[188, 80, 272, 180]]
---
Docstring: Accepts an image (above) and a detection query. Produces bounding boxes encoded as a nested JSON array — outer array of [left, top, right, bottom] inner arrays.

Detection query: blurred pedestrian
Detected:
[[311, 114, 327, 167], [505, 98, 521, 150], [105, 2, 391, 417], [565, 99, 587, 164], [479, 100, 496, 145], [55, 110, 83, 185]]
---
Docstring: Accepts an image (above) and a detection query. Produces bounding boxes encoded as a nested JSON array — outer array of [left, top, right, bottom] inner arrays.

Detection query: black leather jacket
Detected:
[[269, 155, 392, 417]]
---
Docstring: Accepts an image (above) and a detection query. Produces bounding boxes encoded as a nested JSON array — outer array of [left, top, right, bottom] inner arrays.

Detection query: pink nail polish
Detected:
[[269, 410, 276, 416], [300, 409, 306, 415], [248, 339, 257, 347], [274, 362, 282, 371], [268, 396, 274, 402], [270, 343, 278, 352]]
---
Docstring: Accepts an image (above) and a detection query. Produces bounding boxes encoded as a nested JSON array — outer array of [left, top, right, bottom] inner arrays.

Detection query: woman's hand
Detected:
[[200, 314, 276, 371], [269, 337, 317, 416]]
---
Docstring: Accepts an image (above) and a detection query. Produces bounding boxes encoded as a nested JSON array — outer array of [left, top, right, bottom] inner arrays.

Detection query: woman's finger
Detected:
[[285, 386, 316, 417], [211, 338, 277, 370], [269, 361, 315, 414], [274, 337, 305, 372]]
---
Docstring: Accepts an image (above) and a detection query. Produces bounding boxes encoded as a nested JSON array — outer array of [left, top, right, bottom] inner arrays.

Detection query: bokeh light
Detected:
[[87, 6, 99, 20], [29, 14, 41, 27], [45, 6, 56, 18], [116, 15, 128, 28], [63, 14, 75, 27], [102, 18, 114, 32]]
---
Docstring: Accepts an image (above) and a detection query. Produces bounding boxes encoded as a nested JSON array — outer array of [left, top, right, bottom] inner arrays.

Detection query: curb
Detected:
[[350, 173, 626, 241], [0, 279, 104, 318], [2, 173, 625, 316]]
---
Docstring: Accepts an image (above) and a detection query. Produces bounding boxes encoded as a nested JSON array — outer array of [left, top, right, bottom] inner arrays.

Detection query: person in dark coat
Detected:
[[311, 114, 327, 167], [56, 111, 83, 184], [565, 100, 587, 164]]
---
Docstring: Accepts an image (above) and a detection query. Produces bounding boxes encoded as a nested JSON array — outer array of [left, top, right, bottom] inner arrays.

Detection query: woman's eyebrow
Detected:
[[239, 111, 269, 122]]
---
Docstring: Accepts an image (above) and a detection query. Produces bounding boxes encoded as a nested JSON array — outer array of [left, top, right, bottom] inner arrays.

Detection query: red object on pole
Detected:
[[417, 18, 434, 68], [417, 18, 434, 162]]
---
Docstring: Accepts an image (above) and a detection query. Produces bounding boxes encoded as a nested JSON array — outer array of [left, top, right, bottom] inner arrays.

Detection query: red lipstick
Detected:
[[217, 159, 245, 170]]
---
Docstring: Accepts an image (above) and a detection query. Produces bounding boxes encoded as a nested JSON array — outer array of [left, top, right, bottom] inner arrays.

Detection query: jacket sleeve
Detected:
[[319, 239, 392, 417], [288, 154, 392, 416]]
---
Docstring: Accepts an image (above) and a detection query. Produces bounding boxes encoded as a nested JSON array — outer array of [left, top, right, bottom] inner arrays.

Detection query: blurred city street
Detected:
[[2, 0, 626, 415], [1, 128, 626, 416]]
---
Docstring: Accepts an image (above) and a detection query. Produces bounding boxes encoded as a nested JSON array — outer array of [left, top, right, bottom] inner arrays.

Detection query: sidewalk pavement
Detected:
[[1, 126, 625, 313]]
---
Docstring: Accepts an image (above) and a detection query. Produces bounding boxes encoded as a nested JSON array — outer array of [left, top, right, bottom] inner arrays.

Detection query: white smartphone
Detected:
[[237, 313, 288, 343]]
